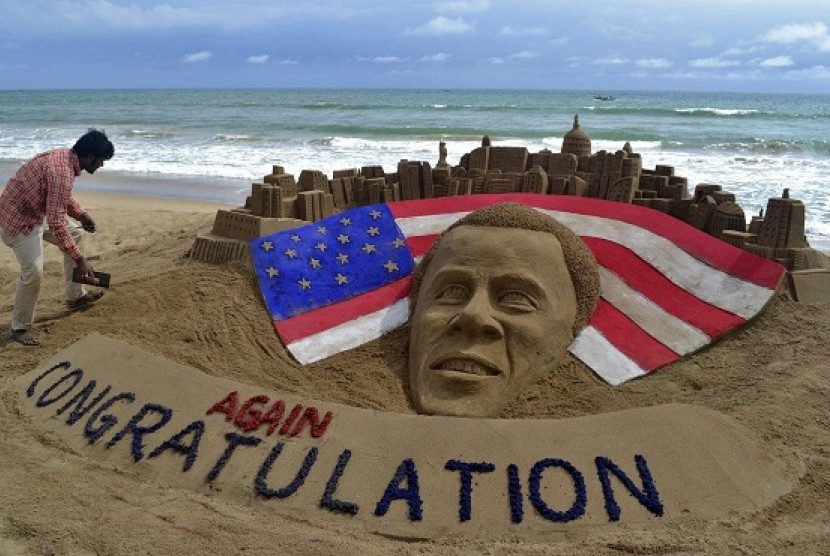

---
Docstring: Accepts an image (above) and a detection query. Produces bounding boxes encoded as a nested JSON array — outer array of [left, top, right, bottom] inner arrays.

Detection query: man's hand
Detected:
[[76, 258, 96, 283], [80, 212, 96, 233]]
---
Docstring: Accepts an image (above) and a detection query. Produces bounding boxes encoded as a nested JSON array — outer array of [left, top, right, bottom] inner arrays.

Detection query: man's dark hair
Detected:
[[73, 128, 115, 160]]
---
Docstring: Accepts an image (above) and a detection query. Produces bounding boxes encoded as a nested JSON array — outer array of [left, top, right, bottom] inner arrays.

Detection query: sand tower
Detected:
[[561, 114, 592, 157]]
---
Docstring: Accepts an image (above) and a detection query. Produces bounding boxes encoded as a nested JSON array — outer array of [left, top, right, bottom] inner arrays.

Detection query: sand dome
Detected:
[[562, 114, 592, 157]]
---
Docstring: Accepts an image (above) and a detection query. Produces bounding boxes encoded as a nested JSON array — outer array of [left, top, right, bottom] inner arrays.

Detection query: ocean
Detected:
[[1, 88, 829, 245]]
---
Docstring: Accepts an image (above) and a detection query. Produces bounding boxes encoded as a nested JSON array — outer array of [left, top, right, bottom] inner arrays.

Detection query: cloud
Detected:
[[182, 51, 212, 63], [351, 55, 402, 63], [352, 56, 403, 63], [508, 50, 539, 59], [246, 55, 269, 64], [636, 58, 673, 69], [592, 57, 630, 65], [762, 21, 830, 51], [499, 26, 547, 37], [785, 65, 830, 79], [0, 1, 344, 34], [762, 22, 826, 43], [759, 55, 794, 67], [421, 52, 450, 62], [691, 36, 715, 48], [433, 0, 489, 13], [723, 45, 764, 56], [689, 57, 741, 68], [405, 16, 473, 36]]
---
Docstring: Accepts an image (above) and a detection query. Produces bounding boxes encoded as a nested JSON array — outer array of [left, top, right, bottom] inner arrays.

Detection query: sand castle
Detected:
[[190, 115, 830, 302]]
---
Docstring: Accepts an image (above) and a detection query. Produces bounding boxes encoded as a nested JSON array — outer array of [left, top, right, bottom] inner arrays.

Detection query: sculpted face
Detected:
[[408, 225, 578, 418]]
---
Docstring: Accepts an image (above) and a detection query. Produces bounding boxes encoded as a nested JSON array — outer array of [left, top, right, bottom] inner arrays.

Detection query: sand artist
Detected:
[[0, 129, 112, 346], [408, 202, 600, 417]]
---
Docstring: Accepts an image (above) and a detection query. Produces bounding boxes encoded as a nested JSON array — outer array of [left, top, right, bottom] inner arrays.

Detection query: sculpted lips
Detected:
[[432, 357, 500, 377]]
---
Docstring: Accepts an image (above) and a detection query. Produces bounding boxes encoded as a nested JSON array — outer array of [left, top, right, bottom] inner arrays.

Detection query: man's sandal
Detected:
[[67, 290, 105, 311], [10, 329, 40, 346]]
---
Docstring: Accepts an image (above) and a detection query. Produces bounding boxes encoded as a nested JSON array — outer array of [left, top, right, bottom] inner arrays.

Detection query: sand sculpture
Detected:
[[190, 114, 829, 301], [407, 203, 600, 417]]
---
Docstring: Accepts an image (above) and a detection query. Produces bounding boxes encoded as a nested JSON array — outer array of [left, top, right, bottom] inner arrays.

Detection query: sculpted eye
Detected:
[[436, 284, 469, 303], [498, 290, 536, 311]]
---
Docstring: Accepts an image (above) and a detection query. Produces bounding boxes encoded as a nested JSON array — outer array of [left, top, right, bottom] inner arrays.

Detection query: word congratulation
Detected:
[[24, 360, 664, 526]]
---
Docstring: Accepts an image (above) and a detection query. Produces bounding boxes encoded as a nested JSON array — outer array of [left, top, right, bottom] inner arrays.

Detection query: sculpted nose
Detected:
[[449, 291, 503, 340]]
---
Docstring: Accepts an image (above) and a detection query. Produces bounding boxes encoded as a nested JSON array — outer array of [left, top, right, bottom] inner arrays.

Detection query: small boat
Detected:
[[594, 95, 615, 101]]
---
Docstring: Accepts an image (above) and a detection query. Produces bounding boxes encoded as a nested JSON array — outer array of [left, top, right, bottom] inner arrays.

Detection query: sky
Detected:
[[1, 0, 829, 93]]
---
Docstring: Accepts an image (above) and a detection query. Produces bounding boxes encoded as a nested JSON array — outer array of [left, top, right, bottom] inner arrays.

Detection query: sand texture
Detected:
[[2, 191, 830, 555]]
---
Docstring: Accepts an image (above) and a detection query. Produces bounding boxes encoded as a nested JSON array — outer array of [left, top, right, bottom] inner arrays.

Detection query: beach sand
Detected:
[[2, 189, 830, 554]]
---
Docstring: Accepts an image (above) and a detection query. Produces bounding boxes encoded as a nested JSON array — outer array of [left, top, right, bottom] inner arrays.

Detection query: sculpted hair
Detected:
[[73, 128, 115, 160], [409, 202, 601, 334]]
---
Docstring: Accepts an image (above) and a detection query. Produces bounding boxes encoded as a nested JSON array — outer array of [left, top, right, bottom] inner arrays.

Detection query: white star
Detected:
[[309, 258, 322, 270], [383, 260, 399, 273], [369, 210, 382, 220], [337, 234, 350, 244], [315, 242, 328, 252], [339, 217, 352, 226], [336, 253, 349, 264], [367, 226, 380, 237], [290, 234, 301, 243], [285, 248, 298, 259], [298, 277, 312, 290], [317, 226, 327, 235], [335, 273, 349, 285], [261, 241, 274, 252], [362, 243, 377, 254], [393, 237, 406, 248], [266, 266, 280, 278]]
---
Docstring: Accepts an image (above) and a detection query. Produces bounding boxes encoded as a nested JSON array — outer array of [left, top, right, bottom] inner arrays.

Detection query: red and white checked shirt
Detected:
[[0, 148, 86, 261]]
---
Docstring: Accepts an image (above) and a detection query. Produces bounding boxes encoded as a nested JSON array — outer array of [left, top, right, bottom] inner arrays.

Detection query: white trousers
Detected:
[[1, 219, 86, 331]]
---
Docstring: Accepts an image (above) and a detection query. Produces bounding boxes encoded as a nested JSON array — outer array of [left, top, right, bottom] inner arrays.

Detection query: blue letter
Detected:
[[320, 449, 359, 515], [528, 458, 587, 522], [255, 442, 319, 499], [84, 392, 136, 444], [148, 420, 205, 472], [107, 403, 173, 462], [595, 455, 663, 521], [444, 459, 495, 522], [207, 432, 262, 482], [374, 459, 423, 521]]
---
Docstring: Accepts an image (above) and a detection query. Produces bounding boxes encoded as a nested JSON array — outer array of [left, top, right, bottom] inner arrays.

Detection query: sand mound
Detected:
[[2, 192, 829, 554]]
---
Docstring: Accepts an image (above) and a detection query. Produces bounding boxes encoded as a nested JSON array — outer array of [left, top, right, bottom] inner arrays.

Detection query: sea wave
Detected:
[[122, 129, 175, 139], [675, 107, 760, 116], [585, 105, 774, 118], [704, 138, 830, 155]]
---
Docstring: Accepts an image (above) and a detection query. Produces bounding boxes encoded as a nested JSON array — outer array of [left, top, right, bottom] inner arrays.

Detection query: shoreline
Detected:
[[0, 160, 250, 206], [3, 162, 830, 253]]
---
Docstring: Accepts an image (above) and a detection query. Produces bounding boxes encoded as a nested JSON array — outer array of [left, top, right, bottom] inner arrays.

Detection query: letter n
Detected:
[[595, 455, 664, 521]]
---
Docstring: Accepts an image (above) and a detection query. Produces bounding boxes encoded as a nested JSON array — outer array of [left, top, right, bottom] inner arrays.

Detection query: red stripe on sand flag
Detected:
[[589, 299, 681, 372], [582, 236, 746, 338], [275, 277, 413, 344]]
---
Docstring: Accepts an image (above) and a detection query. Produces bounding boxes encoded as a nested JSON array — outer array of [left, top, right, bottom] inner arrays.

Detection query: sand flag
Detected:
[[251, 193, 786, 385]]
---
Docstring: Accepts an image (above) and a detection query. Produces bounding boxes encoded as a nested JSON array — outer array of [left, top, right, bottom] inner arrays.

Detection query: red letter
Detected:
[[207, 391, 238, 422], [234, 395, 270, 432], [290, 407, 333, 438], [279, 404, 304, 435], [261, 399, 286, 436]]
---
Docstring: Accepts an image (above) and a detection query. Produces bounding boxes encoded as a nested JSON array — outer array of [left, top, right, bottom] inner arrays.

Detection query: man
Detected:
[[407, 202, 601, 418], [0, 129, 114, 346]]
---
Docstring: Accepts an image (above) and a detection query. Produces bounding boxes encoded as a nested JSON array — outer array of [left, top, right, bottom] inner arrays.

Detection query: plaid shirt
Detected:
[[0, 148, 86, 261]]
